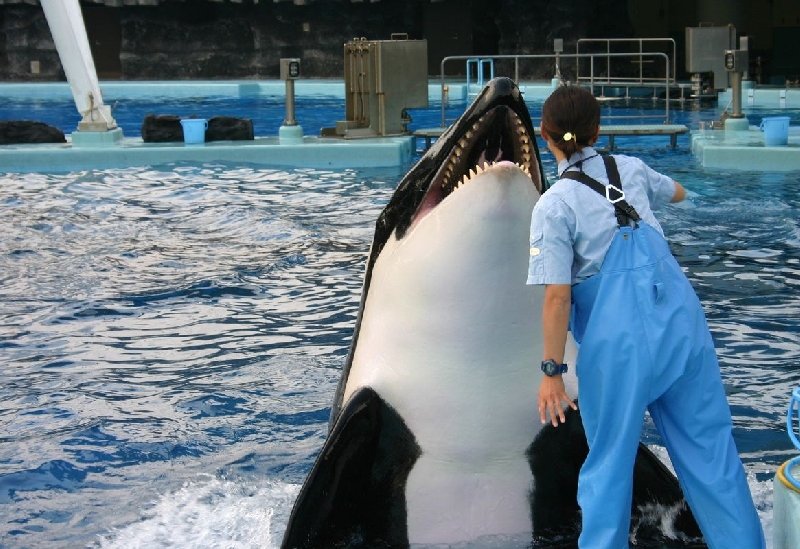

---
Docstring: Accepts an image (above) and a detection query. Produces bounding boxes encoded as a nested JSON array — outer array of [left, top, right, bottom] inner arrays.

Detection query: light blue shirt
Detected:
[[527, 147, 677, 285]]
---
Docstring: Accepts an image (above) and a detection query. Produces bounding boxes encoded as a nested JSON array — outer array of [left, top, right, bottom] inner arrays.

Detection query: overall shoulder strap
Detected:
[[560, 156, 641, 227]]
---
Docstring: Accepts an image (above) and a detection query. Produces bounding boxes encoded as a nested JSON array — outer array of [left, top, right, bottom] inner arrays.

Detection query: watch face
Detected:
[[542, 360, 566, 376]]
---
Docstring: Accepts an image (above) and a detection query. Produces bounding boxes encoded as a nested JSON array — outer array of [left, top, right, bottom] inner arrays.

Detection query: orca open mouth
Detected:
[[369, 77, 543, 251], [413, 104, 537, 224]]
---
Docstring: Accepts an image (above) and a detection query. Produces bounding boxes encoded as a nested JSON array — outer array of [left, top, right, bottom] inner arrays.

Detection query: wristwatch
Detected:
[[541, 359, 568, 377]]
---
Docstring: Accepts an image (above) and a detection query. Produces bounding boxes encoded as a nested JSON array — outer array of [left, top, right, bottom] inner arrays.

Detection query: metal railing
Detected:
[[576, 38, 677, 87], [439, 51, 673, 127]]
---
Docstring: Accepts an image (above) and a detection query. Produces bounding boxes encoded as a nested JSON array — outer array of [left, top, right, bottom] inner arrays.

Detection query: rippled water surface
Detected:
[[1, 96, 799, 548]]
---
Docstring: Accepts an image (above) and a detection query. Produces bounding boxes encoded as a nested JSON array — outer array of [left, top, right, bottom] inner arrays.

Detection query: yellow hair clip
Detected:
[[563, 132, 576, 142]]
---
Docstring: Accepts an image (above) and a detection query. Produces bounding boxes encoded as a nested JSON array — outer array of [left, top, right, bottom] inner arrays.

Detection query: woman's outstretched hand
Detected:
[[538, 375, 577, 427]]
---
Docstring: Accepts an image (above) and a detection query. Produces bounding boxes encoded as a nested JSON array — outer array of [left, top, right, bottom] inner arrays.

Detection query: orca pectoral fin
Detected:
[[528, 406, 587, 543], [630, 444, 706, 547], [528, 405, 706, 548], [281, 387, 421, 549]]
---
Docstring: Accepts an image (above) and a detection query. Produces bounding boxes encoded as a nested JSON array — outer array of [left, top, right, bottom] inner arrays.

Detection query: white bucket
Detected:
[[774, 388, 800, 549], [180, 118, 208, 144], [774, 459, 800, 549], [760, 116, 790, 147]]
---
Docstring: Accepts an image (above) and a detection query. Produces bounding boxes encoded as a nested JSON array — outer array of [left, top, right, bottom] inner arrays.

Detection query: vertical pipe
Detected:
[[730, 71, 743, 118], [284, 79, 296, 126], [375, 42, 385, 135]]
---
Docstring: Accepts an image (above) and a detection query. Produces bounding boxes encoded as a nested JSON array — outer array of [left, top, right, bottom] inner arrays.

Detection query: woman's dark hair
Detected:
[[541, 85, 601, 158]]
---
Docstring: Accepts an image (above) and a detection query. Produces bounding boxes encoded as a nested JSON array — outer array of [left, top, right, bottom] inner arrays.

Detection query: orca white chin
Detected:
[[406, 160, 534, 235]]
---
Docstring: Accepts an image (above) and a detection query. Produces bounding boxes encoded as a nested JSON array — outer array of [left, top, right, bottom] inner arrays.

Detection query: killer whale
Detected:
[[281, 77, 706, 548]]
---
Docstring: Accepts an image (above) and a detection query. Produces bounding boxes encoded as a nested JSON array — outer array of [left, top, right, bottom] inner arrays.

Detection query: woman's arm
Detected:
[[538, 283, 577, 427], [670, 181, 686, 203]]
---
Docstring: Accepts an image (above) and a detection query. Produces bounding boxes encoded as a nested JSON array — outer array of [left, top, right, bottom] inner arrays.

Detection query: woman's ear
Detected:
[[539, 123, 549, 141], [589, 125, 600, 145]]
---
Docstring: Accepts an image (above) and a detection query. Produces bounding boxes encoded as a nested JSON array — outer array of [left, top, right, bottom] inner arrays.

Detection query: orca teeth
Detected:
[[447, 160, 530, 191], [438, 106, 536, 201]]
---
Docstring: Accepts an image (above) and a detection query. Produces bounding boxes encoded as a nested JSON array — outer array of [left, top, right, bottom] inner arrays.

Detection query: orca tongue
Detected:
[[480, 106, 508, 164]]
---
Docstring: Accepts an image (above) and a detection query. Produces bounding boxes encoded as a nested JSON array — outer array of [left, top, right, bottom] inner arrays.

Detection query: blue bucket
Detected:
[[180, 118, 208, 145], [760, 116, 790, 146]]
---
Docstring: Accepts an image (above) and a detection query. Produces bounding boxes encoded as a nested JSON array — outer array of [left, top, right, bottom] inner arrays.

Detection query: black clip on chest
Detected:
[[560, 156, 641, 228]]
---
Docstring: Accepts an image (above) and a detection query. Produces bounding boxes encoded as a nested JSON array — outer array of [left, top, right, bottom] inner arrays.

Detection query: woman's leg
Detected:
[[576, 344, 649, 549], [649, 345, 765, 549]]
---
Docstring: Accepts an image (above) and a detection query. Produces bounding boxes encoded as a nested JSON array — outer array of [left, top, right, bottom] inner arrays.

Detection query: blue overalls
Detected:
[[564, 159, 765, 549]]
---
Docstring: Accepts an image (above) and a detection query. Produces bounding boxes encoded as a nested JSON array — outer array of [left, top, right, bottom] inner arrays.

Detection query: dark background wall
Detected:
[[0, 0, 798, 84]]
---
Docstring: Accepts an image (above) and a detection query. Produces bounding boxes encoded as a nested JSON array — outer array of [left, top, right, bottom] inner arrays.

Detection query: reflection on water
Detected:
[[1, 163, 397, 547], [1, 139, 799, 547]]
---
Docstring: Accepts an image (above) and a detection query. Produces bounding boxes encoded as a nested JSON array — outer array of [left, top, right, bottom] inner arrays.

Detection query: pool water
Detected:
[[6, 91, 767, 138], [1, 95, 799, 548]]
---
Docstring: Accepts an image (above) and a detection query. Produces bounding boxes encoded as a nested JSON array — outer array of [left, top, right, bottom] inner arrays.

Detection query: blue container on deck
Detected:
[[180, 118, 208, 145], [773, 387, 800, 549], [760, 116, 790, 146]]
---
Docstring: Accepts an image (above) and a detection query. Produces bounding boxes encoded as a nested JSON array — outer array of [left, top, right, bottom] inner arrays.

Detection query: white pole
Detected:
[[40, 0, 117, 131]]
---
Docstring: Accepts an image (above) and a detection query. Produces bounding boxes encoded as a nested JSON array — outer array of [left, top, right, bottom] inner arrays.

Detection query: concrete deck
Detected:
[[0, 133, 417, 173], [718, 86, 800, 110], [690, 126, 800, 171]]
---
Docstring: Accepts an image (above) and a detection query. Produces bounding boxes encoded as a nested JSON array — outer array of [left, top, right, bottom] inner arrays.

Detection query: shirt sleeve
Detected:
[[527, 194, 574, 285], [641, 161, 677, 208]]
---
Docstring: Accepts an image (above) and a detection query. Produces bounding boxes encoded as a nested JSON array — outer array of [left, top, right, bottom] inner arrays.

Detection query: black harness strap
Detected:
[[560, 156, 641, 227]]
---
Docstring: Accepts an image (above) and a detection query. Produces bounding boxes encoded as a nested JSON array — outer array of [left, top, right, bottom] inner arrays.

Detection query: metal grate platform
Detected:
[[597, 124, 690, 149]]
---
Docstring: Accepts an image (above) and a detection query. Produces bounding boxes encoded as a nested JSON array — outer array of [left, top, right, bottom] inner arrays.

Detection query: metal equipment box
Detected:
[[685, 25, 737, 90], [325, 36, 428, 138]]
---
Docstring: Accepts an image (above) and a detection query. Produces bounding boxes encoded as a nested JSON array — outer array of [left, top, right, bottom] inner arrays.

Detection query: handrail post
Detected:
[[672, 39, 676, 85], [664, 53, 670, 123], [639, 39, 644, 84], [440, 57, 447, 128]]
